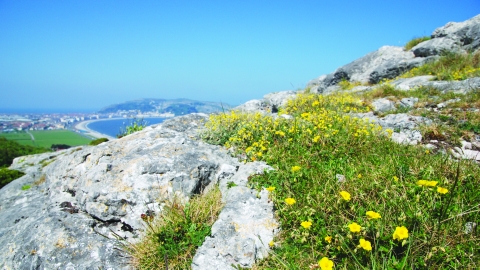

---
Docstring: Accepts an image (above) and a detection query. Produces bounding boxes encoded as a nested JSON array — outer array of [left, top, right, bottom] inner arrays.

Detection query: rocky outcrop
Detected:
[[412, 14, 480, 57], [192, 162, 277, 269], [234, 90, 297, 114], [0, 114, 277, 269], [307, 15, 480, 93], [307, 46, 433, 93]]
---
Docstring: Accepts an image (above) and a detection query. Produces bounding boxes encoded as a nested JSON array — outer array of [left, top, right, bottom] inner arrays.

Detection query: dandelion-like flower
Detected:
[[285, 198, 296, 205], [437, 187, 448, 194], [393, 226, 409, 240], [366, 211, 381, 219], [269, 240, 274, 247], [358, 239, 372, 251], [348, 222, 361, 233], [266, 186, 275, 192], [318, 257, 334, 270], [324, 235, 332, 243], [339, 191, 351, 201], [291, 166, 301, 173], [417, 180, 438, 187], [301, 221, 312, 229]]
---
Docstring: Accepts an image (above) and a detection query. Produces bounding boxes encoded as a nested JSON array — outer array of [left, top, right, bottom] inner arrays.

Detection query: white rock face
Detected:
[[0, 114, 277, 269], [372, 98, 395, 113]]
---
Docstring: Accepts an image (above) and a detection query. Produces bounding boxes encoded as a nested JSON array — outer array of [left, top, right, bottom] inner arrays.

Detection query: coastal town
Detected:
[[0, 110, 173, 133]]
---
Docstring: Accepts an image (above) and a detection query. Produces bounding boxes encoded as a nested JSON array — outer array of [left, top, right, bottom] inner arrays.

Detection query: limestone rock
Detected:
[[0, 114, 277, 269], [234, 91, 297, 114], [193, 162, 277, 269], [263, 91, 297, 113], [390, 75, 435, 90], [398, 97, 419, 108], [308, 46, 428, 93], [371, 98, 395, 113], [234, 99, 271, 113]]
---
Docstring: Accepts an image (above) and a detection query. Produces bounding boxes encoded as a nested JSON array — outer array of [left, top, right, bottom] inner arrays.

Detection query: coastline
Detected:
[[74, 119, 118, 140]]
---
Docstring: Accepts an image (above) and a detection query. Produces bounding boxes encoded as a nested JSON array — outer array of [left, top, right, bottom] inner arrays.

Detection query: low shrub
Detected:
[[117, 118, 148, 138], [89, 138, 109, 146], [0, 168, 25, 189]]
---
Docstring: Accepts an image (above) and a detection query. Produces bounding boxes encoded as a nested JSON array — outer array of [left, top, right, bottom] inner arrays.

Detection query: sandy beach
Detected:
[[74, 119, 117, 140]]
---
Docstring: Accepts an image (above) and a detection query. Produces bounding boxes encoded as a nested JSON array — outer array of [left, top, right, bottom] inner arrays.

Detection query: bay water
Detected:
[[86, 117, 166, 137]]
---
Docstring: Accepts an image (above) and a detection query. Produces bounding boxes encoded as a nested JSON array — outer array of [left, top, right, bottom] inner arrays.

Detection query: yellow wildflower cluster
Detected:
[[417, 180, 449, 195], [204, 92, 385, 164]]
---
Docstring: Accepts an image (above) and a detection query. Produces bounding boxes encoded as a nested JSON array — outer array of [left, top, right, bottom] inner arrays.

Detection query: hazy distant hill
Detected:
[[98, 98, 232, 115]]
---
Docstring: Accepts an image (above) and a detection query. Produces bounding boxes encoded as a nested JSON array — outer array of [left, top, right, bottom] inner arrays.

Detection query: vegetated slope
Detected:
[[98, 98, 232, 115], [199, 15, 480, 270]]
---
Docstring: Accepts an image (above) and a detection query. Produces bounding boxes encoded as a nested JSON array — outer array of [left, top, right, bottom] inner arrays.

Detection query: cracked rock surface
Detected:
[[0, 114, 277, 269]]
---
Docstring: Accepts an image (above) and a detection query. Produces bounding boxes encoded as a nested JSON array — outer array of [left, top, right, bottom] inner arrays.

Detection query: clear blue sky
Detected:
[[0, 1, 478, 112]]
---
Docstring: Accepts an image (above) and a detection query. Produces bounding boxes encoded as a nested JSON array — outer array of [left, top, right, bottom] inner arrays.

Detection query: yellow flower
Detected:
[[393, 176, 399, 182], [301, 221, 312, 229], [266, 186, 275, 192], [291, 166, 301, 173], [393, 226, 409, 240], [339, 191, 351, 201], [417, 180, 438, 187], [437, 187, 448, 194], [357, 173, 362, 178], [358, 239, 372, 251], [366, 211, 381, 219], [269, 240, 274, 247], [284, 198, 296, 205], [425, 149, 430, 154], [324, 235, 332, 243], [348, 222, 361, 233], [318, 257, 334, 270]]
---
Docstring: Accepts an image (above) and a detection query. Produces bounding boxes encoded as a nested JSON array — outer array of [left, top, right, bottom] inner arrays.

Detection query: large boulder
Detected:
[[412, 14, 480, 56], [308, 46, 431, 93], [0, 114, 277, 269]]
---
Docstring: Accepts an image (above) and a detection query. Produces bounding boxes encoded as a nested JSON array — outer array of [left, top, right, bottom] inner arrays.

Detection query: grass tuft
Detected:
[[128, 186, 224, 269], [404, 36, 431, 51]]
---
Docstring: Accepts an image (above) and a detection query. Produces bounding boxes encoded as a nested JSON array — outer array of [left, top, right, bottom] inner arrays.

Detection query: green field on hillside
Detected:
[[0, 130, 91, 149]]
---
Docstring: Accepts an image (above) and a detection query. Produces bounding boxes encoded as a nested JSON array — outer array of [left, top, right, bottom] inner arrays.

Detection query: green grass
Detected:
[[127, 186, 224, 269], [401, 50, 480, 80], [404, 36, 431, 51], [202, 92, 480, 269], [0, 130, 91, 149]]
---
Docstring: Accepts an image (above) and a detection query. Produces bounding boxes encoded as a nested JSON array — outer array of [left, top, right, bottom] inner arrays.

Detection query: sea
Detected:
[[86, 118, 166, 138]]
